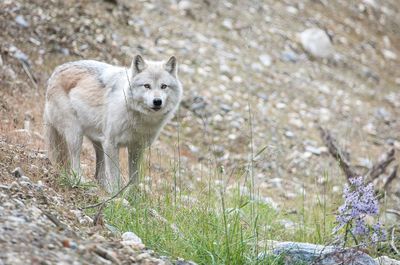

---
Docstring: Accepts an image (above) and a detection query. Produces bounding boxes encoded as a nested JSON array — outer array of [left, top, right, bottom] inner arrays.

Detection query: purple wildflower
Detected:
[[333, 176, 386, 246]]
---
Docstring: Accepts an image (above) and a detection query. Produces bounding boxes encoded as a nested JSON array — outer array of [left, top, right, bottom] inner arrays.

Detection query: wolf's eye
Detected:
[[161, 84, 167, 89], [144, 84, 151, 89]]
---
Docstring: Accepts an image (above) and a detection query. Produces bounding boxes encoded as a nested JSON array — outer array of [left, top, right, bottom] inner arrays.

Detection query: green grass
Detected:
[[58, 168, 97, 190], [100, 171, 340, 265]]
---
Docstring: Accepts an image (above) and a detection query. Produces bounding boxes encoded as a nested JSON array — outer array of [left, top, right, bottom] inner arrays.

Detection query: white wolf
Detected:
[[44, 55, 182, 193]]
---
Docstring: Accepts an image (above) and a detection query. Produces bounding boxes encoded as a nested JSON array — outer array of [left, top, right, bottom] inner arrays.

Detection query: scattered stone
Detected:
[[12, 167, 24, 178], [122, 231, 142, 244], [289, 117, 304, 129], [180, 195, 198, 206], [276, 102, 286, 109], [9, 181, 20, 191], [279, 219, 296, 230], [79, 215, 93, 225], [281, 49, 299, 62], [299, 28, 334, 58], [304, 146, 320, 155], [114, 198, 130, 208], [267, 178, 283, 189], [284, 131, 295, 139], [286, 6, 298, 14], [356, 158, 373, 169], [375, 107, 391, 122], [29, 37, 41, 46], [19, 180, 32, 188], [219, 64, 231, 75], [177, 0, 192, 11], [251, 62, 263, 72], [232, 75, 243, 83], [36, 180, 45, 189], [332, 186, 340, 193], [8, 45, 30, 65], [15, 15, 29, 28], [222, 18, 233, 30], [219, 103, 231, 113], [363, 0, 378, 8], [259, 54, 272, 66], [95, 34, 105, 43], [382, 49, 397, 60], [136, 252, 151, 261], [363, 122, 377, 136]]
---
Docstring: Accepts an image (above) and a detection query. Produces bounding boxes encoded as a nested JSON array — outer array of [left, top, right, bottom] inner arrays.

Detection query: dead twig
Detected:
[[93, 245, 121, 265], [41, 208, 79, 237], [42, 210, 67, 230], [383, 165, 398, 190], [319, 126, 397, 188], [80, 173, 137, 210], [21, 61, 38, 89], [387, 209, 400, 217], [366, 149, 396, 182], [93, 202, 106, 226], [390, 227, 400, 255], [318, 126, 357, 181]]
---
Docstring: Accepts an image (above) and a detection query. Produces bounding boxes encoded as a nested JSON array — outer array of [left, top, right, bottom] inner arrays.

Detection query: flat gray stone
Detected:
[[271, 242, 376, 265], [375, 256, 400, 265]]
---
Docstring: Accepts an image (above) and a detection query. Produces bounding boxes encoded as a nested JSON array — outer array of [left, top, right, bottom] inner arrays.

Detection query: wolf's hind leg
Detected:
[[64, 128, 83, 178], [45, 123, 69, 167], [92, 141, 105, 181]]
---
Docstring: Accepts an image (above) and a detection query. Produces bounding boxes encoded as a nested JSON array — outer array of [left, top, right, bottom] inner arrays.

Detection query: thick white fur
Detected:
[[44, 55, 183, 193]]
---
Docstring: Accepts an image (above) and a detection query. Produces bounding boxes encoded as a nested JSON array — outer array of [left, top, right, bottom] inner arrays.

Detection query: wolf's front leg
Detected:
[[103, 141, 120, 193], [128, 143, 144, 182]]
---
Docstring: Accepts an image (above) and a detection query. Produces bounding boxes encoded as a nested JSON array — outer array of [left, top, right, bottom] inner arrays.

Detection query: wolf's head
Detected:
[[128, 55, 183, 116]]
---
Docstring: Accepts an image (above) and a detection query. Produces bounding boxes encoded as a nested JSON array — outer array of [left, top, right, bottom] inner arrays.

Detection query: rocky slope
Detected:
[[0, 0, 400, 263], [1, 0, 399, 206], [0, 138, 197, 265]]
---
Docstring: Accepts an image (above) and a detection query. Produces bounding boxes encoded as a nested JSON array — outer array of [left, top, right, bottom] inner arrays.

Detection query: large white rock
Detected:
[[121, 231, 142, 244], [299, 28, 334, 58]]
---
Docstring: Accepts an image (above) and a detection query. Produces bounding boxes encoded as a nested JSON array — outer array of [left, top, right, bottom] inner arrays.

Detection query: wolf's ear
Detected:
[[165, 56, 177, 77], [131, 55, 146, 75]]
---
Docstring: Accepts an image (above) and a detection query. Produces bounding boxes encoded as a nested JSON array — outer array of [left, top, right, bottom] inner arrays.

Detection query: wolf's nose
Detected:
[[153, 98, 162, 106]]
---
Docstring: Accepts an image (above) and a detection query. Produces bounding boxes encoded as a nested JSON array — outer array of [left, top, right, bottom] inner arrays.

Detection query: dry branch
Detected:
[[21, 61, 38, 89], [93, 245, 121, 265], [80, 173, 137, 210], [386, 209, 400, 217], [93, 202, 106, 226], [390, 227, 400, 255], [366, 149, 395, 182], [319, 126, 397, 189], [41, 210, 68, 231], [383, 165, 398, 190], [318, 126, 357, 181]]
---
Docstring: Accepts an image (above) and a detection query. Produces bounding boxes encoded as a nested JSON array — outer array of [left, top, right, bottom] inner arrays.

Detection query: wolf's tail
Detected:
[[45, 119, 69, 167]]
